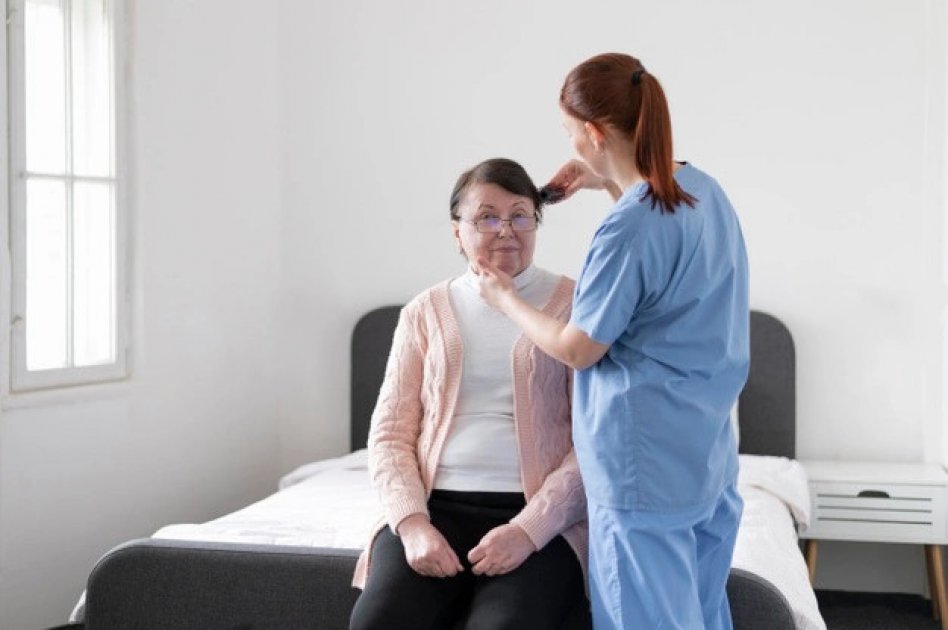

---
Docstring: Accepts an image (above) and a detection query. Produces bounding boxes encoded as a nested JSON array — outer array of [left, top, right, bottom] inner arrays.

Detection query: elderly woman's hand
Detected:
[[475, 257, 516, 312], [467, 523, 537, 576], [397, 514, 464, 578]]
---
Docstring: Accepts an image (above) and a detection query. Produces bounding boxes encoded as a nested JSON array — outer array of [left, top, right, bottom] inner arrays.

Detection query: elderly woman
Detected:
[[349, 158, 589, 630]]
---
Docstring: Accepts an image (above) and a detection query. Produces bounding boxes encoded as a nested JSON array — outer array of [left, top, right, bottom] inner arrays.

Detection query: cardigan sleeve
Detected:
[[510, 447, 586, 550], [510, 284, 586, 550], [367, 303, 430, 533]]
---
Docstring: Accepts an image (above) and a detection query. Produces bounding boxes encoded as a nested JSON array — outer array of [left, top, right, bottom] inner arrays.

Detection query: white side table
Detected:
[[799, 460, 948, 630]]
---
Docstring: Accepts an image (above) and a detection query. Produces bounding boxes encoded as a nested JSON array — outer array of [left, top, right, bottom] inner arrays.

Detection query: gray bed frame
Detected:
[[77, 310, 797, 630]]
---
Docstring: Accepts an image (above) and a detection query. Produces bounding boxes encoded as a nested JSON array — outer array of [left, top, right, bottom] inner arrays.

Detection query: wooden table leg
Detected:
[[925, 544, 948, 630], [927, 546, 941, 621], [804, 539, 818, 585]]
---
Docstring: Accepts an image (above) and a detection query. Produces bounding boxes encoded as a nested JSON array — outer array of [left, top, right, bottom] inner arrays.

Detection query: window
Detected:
[[7, 0, 127, 391]]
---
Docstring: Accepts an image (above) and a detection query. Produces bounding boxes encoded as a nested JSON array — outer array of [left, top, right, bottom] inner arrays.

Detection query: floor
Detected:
[[816, 590, 940, 630]]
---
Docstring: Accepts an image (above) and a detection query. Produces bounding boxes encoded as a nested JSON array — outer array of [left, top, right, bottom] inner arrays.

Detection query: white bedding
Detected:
[[734, 455, 826, 630], [72, 451, 825, 629], [154, 450, 379, 549]]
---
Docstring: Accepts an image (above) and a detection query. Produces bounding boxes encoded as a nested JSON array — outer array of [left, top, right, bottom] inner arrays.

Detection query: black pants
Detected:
[[349, 490, 589, 630]]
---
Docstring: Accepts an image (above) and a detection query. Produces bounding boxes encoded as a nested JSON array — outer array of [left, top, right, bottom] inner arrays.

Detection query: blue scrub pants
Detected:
[[587, 482, 742, 630]]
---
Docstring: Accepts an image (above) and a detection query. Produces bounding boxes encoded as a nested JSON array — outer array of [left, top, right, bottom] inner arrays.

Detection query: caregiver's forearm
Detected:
[[498, 293, 608, 370]]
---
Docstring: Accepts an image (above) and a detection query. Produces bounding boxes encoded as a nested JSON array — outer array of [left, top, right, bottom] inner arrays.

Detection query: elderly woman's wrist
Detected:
[[396, 513, 431, 536], [510, 513, 549, 551]]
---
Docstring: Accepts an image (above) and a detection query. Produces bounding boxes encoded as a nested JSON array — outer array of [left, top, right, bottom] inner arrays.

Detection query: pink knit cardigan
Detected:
[[352, 276, 588, 588]]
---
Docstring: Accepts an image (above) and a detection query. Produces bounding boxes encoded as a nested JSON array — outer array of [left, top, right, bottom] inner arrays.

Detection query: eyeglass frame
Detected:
[[460, 214, 539, 233]]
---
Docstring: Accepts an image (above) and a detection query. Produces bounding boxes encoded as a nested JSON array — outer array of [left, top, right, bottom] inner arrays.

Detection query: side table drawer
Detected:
[[805, 481, 947, 543]]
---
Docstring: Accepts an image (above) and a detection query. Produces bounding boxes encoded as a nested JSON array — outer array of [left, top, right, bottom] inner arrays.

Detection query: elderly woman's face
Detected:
[[452, 182, 537, 277]]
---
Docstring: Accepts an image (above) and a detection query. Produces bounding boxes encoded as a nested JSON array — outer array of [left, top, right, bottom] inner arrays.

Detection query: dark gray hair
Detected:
[[449, 158, 543, 222]]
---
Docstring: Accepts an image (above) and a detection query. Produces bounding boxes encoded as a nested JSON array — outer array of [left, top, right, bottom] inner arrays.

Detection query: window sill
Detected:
[[2, 377, 132, 410]]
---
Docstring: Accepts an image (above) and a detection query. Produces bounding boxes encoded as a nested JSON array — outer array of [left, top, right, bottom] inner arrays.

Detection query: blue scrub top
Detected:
[[570, 163, 749, 513]]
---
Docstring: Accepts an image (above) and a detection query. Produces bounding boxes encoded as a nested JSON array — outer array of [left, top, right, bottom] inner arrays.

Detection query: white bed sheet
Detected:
[[72, 450, 825, 629], [154, 450, 379, 549], [734, 454, 825, 630]]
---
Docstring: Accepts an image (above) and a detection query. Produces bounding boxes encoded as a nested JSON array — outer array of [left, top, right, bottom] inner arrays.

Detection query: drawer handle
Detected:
[[857, 490, 890, 498]]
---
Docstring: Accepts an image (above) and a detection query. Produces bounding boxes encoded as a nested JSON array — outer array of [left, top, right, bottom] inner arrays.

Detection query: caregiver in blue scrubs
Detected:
[[477, 52, 750, 629]]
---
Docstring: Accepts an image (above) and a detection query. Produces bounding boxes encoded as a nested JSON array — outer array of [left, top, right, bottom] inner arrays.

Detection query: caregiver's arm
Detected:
[[477, 258, 608, 370]]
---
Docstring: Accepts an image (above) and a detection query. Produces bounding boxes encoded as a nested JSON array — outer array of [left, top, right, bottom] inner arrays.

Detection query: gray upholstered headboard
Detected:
[[740, 311, 796, 459], [351, 306, 403, 452], [351, 308, 796, 459]]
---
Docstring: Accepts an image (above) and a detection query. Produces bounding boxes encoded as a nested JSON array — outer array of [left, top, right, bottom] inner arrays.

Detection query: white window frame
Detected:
[[5, 0, 130, 393]]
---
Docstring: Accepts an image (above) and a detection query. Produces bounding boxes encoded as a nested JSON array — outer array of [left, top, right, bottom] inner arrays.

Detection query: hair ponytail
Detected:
[[561, 53, 695, 213], [633, 73, 695, 213]]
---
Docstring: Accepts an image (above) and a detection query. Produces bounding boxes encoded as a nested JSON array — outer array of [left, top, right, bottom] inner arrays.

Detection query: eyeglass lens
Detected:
[[477, 216, 536, 232]]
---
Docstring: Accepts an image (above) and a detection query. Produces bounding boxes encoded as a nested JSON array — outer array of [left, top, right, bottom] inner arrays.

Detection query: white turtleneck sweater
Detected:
[[434, 264, 561, 492]]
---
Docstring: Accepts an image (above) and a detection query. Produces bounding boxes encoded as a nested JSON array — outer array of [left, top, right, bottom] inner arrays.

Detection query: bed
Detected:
[[70, 309, 825, 630]]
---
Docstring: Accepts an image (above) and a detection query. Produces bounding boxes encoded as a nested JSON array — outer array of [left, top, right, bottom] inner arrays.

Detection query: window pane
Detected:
[[25, 0, 67, 174], [73, 181, 115, 366], [71, 0, 113, 177], [26, 178, 68, 370]]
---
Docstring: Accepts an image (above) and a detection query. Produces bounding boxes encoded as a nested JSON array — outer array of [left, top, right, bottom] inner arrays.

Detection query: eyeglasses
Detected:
[[464, 215, 538, 233]]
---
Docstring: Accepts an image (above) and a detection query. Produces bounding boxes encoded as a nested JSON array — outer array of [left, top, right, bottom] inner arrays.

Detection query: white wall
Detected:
[[0, 1, 945, 627], [274, 0, 946, 597], [275, 0, 946, 467], [0, 2, 284, 629]]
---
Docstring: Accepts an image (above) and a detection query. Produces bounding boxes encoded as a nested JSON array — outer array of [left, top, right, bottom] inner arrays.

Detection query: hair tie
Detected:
[[631, 69, 646, 86]]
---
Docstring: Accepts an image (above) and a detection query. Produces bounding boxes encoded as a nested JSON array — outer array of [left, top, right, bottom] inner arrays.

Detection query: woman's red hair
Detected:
[[560, 53, 695, 213]]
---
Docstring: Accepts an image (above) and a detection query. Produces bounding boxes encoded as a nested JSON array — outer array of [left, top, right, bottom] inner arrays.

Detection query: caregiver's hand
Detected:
[[546, 159, 617, 200], [397, 514, 464, 578], [468, 523, 537, 576], [475, 258, 516, 312]]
